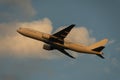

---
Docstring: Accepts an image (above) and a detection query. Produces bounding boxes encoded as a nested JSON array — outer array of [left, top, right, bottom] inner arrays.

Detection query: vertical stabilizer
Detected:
[[89, 38, 108, 50], [89, 38, 108, 59]]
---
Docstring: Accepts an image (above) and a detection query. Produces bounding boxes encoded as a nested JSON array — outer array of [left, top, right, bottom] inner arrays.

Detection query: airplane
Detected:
[[17, 24, 108, 59]]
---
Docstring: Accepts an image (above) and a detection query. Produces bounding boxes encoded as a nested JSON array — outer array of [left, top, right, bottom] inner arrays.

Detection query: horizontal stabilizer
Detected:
[[92, 46, 105, 52], [96, 54, 104, 59], [58, 49, 75, 59]]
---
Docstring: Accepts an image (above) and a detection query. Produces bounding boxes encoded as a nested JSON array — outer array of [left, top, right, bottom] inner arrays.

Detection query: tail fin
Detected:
[[89, 39, 108, 50], [89, 39, 108, 59]]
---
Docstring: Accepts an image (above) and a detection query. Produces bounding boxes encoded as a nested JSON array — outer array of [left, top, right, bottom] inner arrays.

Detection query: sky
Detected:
[[0, 0, 120, 80]]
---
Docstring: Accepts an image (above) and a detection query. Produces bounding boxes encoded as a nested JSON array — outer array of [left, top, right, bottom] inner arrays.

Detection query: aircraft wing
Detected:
[[58, 49, 75, 59], [49, 24, 75, 44], [53, 24, 75, 39]]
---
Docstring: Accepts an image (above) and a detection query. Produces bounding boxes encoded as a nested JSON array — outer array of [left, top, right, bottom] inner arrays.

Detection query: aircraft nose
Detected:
[[17, 27, 22, 33]]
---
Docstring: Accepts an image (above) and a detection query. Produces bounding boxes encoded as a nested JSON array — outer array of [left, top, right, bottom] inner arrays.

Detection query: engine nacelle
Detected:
[[43, 44, 54, 50]]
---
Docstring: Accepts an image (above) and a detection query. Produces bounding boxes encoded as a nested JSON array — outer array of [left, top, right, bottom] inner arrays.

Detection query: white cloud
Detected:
[[0, 0, 36, 21], [0, 18, 96, 59], [0, 18, 56, 59], [108, 39, 115, 45], [55, 26, 96, 58], [66, 27, 96, 45], [56, 26, 96, 45]]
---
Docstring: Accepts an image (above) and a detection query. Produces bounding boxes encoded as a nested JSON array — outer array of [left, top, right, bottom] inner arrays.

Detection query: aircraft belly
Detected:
[[64, 43, 96, 54]]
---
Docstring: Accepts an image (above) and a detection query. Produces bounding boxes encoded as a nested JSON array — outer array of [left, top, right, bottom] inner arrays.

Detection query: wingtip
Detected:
[[70, 24, 76, 27], [72, 57, 76, 59]]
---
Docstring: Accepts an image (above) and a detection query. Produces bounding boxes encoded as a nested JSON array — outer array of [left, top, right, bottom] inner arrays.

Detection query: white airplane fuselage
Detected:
[[17, 28, 100, 55]]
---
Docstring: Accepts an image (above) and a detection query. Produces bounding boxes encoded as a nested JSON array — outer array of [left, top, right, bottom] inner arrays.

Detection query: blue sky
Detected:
[[0, 0, 120, 80]]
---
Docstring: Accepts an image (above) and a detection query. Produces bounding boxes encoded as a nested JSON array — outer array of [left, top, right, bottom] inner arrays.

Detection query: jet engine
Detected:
[[43, 44, 54, 50]]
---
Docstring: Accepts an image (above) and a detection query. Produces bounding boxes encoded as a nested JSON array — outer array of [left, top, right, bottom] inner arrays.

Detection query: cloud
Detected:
[[55, 26, 96, 57], [0, 18, 96, 59], [66, 27, 96, 45], [0, 0, 36, 21], [56, 26, 96, 45], [0, 18, 56, 59], [108, 39, 115, 45]]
